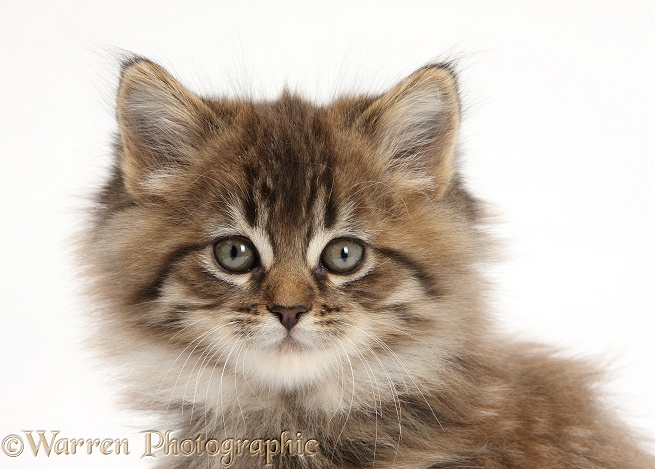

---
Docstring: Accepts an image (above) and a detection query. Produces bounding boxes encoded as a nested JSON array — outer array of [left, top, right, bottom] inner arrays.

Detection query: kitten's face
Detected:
[[91, 60, 484, 393]]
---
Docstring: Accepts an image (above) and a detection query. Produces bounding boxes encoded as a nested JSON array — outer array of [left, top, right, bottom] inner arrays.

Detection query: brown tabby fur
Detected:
[[82, 56, 655, 468]]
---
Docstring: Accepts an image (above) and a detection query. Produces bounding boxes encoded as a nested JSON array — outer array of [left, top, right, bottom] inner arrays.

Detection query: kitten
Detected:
[[83, 56, 655, 468]]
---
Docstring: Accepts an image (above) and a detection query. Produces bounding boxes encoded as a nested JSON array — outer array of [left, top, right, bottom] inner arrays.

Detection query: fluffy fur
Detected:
[[82, 57, 655, 468]]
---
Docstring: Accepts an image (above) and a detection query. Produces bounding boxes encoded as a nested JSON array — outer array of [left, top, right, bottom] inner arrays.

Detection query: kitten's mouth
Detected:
[[276, 333, 306, 352]]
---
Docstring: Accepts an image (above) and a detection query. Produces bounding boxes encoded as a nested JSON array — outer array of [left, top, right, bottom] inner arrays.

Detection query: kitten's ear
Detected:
[[116, 58, 215, 197], [360, 64, 460, 195]]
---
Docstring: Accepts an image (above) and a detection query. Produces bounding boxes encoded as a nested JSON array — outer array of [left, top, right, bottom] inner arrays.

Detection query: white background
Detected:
[[1, 1, 654, 467]]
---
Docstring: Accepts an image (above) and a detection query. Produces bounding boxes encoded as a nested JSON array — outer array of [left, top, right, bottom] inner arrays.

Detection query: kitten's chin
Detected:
[[241, 344, 339, 391]]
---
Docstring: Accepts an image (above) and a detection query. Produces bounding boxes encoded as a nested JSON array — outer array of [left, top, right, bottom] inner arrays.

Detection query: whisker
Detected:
[[232, 339, 249, 434], [339, 335, 383, 466], [160, 323, 229, 414], [330, 338, 357, 466], [347, 320, 445, 432], [188, 327, 238, 423], [138, 316, 206, 412]]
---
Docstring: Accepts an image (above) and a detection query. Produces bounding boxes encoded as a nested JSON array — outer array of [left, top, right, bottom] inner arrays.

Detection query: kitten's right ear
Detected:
[[116, 58, 215, 198]]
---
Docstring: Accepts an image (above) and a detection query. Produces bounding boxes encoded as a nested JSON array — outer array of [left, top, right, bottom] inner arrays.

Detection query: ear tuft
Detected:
[[361, 64, 461, 194], [116, 58, 215, 197]]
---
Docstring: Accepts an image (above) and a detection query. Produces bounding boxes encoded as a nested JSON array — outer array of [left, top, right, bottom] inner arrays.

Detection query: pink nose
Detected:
[[270, 305, 309, 331]]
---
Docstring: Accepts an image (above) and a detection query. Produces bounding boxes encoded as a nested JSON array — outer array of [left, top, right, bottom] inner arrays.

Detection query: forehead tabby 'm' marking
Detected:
[[236, 98, 339, 251]]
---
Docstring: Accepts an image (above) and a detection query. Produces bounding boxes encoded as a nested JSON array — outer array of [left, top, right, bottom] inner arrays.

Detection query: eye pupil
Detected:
[[341, 246, 348, 260]]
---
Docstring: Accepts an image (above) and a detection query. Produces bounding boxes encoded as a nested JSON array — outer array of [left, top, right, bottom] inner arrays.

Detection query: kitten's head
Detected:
[[88, 58, 488, 395]]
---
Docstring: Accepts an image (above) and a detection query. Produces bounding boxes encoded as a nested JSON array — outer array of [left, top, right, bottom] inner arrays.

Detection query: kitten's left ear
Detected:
[[360, 64, 460, 195]]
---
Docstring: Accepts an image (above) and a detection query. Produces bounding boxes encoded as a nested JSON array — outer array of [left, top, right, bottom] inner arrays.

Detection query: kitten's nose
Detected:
[[269, 305, 309, 331]]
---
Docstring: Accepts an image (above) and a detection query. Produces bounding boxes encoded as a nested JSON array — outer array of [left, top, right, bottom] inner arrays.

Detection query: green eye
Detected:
[[213, 237, 258, 273], [320, 238, 364, 274]]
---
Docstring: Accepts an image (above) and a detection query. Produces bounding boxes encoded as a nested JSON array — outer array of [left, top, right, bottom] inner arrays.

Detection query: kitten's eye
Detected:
[[320, 238, 364, 274], [213, 237, 258, 273]]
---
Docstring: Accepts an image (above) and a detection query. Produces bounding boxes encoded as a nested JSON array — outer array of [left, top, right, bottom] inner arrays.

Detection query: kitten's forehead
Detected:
[[235, 96, 341, 253]]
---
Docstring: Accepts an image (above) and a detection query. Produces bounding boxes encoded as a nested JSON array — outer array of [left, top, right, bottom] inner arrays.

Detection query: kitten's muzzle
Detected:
[[269, 305, 309, 331]]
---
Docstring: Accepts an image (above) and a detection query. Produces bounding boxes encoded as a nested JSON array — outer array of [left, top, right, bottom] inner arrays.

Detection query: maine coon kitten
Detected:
[[83, 57, 655, 469]]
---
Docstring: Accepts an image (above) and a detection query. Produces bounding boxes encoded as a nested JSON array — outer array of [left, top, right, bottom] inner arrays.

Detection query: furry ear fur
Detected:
[[116, 58, 216, 197], [360, 64, 460, 195]]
